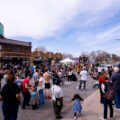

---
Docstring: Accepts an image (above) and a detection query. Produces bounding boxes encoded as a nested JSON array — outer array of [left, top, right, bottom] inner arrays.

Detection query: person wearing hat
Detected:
[[51, 77, 63, 119]]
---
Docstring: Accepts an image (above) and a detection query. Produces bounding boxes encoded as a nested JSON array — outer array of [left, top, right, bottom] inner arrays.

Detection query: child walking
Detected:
[[71, 94, 84, 120]]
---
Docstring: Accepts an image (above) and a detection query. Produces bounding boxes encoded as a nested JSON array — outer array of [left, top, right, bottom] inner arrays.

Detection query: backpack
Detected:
[[105, 82, 114, 101]]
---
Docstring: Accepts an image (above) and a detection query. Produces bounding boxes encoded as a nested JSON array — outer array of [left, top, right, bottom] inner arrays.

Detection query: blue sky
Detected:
[[0, 0, 120, 57]]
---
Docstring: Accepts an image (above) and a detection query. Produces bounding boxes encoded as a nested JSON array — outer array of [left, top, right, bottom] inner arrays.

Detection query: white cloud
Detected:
[[0, 0, 120, 39], [89, 25, 120, 46], [0, 0, 80, 38], [0, 0, 120, 57], [70, 0, 120, 28]]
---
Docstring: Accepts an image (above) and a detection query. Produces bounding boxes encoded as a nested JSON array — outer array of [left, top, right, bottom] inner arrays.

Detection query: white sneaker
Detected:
[[99, 117, 107, 120], [74, 116, 77, 120]]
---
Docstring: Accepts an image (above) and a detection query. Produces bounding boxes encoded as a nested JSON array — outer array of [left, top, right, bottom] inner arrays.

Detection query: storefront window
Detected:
[[13, 47, 20, 51]]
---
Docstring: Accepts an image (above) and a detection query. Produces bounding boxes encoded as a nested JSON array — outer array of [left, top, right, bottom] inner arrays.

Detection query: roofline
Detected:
[[0, 38, 32, 47], [6, 38, 31, 45]]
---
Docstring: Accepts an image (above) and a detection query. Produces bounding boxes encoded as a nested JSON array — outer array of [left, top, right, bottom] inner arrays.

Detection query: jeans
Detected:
[[2, 103, 19, 120], [103, 98, 113, 119], [114, 91, 120, 109], [79, 80, 86, 89], [38, 89, 45, 105], [99, 87, 104, 103], [22, 91, 31, 109]]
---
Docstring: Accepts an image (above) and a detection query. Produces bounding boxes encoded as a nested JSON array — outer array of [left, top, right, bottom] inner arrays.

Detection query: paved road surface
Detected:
[[0, 75, 97, 120]]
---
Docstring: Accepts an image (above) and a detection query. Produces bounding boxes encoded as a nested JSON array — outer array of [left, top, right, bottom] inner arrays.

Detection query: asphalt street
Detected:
[[0, 75, 97, 120]]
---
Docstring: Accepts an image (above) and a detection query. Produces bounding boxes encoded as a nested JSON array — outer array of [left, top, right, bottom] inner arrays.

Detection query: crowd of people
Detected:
[[0, 62, 120, 120], [91, 64, 120, 120]]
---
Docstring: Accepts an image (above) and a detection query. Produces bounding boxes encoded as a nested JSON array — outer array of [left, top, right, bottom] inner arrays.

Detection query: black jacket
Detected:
[[111, 72, 120, 92]]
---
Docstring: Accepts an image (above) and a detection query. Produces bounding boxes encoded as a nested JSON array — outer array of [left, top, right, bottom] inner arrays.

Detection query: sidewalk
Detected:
[[63, 90, 120, 120]]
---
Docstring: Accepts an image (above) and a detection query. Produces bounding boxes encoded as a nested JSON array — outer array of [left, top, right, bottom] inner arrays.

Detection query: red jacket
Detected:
[[98, 76, 105, 85]]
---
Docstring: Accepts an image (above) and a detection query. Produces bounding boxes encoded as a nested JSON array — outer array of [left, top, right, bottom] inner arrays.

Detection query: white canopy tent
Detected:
[[60, 58, 75, 63]]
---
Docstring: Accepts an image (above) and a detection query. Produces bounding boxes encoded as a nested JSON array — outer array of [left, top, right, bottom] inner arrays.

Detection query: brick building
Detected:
[[32, 50, 63, 64], [0, 36, 31, 66], [0, 23, 63, 66], [0, 23, 31, 66]]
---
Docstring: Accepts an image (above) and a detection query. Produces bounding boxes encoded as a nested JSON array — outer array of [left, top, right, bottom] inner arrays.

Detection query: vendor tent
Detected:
[[89, 60, 95, 63], [60, 58, 75, 63]]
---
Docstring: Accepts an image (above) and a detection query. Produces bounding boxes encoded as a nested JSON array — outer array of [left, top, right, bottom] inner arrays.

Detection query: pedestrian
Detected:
[[93, 70, 98, 80], [33, 69, 39, 83], [43, 68, 51, 99], [25, 66, 30, 78], [15, 74, 21, 89], [0, 73, 21, 120], [79, 67, 88, 90], [68, 68, 73, 83], [51, 77, 63, 119], [100, 75, 114, 120], [0, 69, 3, 90], [37, 72, 45, 105], [98, 66, 103, 76], [52, 71, 62, 86], [3, 70, 9, 85], [22, 74, 32, 109], [108, 66, 113, 79], [76, 65, 80, 75], [111, 67, 120, 110], [32, 81, 39, 110], [98, 72, 105, 104], [71, 94, 84, 120]]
